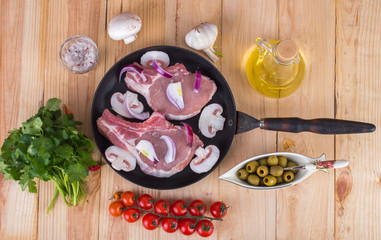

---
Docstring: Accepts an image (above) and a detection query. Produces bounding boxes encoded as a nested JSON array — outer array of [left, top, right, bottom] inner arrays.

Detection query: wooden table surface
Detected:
[[1, 0, 380, 239]]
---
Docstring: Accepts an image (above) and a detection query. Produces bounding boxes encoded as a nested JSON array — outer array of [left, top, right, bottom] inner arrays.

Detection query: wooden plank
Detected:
[[0, 0, 47, 239], [276, 0, 336, 239], [99, 1, 166, 239], [336, 0, 381, 239], [38, 0, 106, 239], [98, 1, 235, 239], [221, 0, 278, 239]]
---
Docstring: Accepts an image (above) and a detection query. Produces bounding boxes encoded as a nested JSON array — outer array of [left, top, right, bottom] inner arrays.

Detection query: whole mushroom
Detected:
[[108, 12, 142, 44]]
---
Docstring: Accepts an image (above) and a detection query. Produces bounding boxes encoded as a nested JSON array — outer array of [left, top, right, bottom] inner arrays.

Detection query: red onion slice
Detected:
[[194, 70, 201, 93], [153, 59, 173, 78], [125, 96, 150, 120], [119, 65, 147, 83], [181, 122, 193, 147], [160, 135, 176, 164]]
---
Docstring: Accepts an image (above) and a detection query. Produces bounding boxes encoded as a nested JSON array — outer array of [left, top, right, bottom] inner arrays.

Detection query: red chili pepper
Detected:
[[89, 164, 100, 171]]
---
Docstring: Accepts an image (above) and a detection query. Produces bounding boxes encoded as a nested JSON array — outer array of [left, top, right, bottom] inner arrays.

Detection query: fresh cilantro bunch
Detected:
[[0, 98, 98, 213]]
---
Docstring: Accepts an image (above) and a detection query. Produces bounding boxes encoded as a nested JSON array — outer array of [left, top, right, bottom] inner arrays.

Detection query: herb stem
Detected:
[[47, 187, 59, 214]]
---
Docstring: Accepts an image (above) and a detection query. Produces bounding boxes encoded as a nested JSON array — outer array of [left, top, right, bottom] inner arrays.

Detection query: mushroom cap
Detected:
[[108, 12, 142, 41]]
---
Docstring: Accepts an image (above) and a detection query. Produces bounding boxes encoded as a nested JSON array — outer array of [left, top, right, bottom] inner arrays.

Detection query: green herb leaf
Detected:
[[65, 164, 88, 183], [22, 117, 43, 136], [55, 144, 74, 159], [0, 98, 96, 212], [1, 130, 22, 153], [45, 98, 61, 111]]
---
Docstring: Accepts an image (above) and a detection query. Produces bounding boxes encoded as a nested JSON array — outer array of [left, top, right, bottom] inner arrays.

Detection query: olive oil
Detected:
[[246, 38, 306, 98]]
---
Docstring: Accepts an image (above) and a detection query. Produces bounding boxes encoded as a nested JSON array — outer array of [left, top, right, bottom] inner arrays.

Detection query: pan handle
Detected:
[[235, 111, 260, 134], [262, 118, 376, 134]]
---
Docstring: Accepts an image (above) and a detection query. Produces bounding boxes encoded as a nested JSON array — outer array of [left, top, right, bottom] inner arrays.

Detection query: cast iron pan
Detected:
[[91, 45, 375, 190], [92, 46, 237, 190]]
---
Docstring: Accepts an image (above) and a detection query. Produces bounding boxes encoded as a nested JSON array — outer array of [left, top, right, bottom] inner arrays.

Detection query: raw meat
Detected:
[[97, 109, 204, 177], [124, 63, 217, 120]]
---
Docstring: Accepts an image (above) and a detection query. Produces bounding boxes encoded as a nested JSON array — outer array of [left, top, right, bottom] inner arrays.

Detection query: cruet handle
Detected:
[[256, 38, 274, 54]]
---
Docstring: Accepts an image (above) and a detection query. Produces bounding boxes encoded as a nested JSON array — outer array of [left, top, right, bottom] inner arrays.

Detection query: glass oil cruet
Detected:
[[246, 38, 306, 98]]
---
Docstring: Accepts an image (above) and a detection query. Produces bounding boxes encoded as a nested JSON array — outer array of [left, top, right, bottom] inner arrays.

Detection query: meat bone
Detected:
[[236, 112, 376, 134]]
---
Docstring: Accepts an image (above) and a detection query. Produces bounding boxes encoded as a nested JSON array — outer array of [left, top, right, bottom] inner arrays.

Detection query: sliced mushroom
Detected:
[[108, 13, 142, 44], [199, 103, 225, 138], [105, 146, 136, 172], [190, 145, 220, 174], [140, 51, 170, 68], [110, 91, 149, 120]]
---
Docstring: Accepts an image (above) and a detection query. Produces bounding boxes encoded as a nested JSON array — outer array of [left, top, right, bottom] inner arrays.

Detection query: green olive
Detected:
[[246, 161, 259, 173], [278, 156, 288, 168], [259, 178, 264, 186], [270, 166, 284, 177], [283, 171, 294, 182], [276, 176, 283, 183], [247, 174, 260, 186], [267, 156, 278, 166], [256, 166, 269, 177], [237, 169, 249, 180], [263, 176, 277, 186], [258, 158, 268, 166], [286, 161, 298, 174]]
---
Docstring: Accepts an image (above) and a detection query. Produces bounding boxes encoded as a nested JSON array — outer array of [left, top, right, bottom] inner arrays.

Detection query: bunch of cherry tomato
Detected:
[[108, 191, 228, 237]]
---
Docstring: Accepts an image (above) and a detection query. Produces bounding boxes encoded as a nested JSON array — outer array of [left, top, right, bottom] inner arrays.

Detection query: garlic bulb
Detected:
[[185, 22, 219, 62]]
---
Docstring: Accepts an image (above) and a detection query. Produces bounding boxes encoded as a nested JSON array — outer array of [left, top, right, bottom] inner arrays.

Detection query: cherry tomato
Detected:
[[120, 191, 135, 207], [142, 213, 161, 230], [109, 201, 124, 217], [179, 218, 196, 235], [171, 200, 187, 216], [188, 199, 206, 216], [138, 194, 153, 210], [154, 200, 170, 215], [123, 208, 140, 223], [210, 201, 228, 218], [162, 217, 179, 233], [196, 220, 214, 237]]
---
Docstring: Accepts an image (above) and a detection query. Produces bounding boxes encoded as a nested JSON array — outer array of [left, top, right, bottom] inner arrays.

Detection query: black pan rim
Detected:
[[91, 45, 237, 190]]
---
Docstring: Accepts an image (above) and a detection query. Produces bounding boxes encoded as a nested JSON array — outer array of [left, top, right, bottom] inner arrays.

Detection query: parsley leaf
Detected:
[[0, 98, 97, 213]]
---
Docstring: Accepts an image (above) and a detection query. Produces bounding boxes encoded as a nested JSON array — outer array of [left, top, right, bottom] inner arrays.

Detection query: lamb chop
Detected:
[[97, 109, 203, 178], [124, 63, 217, 120]]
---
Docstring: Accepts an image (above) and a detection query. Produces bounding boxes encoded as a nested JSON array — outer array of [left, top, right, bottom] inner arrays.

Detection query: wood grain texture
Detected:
[[221, 0, 278, 239], [0, 0, 381, 239], [276, 0, 336, 239], [38, 0, 106, 239], [336, 0, 381, 239], [0, 0, 46, 239]]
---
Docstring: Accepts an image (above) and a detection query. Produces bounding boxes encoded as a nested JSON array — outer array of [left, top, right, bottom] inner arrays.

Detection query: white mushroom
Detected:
[[141, 51, 170, 68], [108, 13, 142, 44], [185, 22, 219, 62], [105, 146, 136, 172], [190, 145, 220, 174], [110, 91, 149, 120], [199, 103, 225, 138]]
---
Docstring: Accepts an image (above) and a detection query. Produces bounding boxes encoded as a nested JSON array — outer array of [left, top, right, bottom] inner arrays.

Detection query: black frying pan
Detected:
[[91, 45, 375, 190]]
